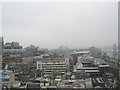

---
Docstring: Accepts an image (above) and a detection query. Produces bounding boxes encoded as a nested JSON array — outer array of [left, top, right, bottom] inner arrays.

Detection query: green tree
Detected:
[[17, 74, 30, 82], [76, 73, 90, 79], [52, 71, 61, 76], [36, 69, 43, 77]]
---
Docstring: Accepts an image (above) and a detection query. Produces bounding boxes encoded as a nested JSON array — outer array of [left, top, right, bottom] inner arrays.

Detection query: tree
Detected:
[[36, 69, 43, 77], [29, 72, 35, 79], [76, 73, 90, 79], [52, 71, 61, 76], [51, 71, 61, 80], [17, 73, 30, 82]]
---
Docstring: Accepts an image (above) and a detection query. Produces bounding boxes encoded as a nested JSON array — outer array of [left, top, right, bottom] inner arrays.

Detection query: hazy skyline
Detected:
[[1, 2, 118, 49]]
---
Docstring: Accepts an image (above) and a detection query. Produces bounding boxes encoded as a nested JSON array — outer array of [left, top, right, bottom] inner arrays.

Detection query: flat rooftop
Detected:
[[73, 51, 90, 54]]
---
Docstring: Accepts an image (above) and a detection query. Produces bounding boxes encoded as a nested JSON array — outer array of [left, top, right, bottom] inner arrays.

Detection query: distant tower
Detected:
[[0, 37, 3, 69], [113, 44, 117, 58], [0, 37, 2, 90], [0, 37, 3, 55]]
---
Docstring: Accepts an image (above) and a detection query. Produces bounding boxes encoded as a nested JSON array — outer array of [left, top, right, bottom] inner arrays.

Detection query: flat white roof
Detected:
[[73, 51, 90, 54], [98, 65, 109, 67], [76, 67, 99, 70], [85, 70, 99, 72]]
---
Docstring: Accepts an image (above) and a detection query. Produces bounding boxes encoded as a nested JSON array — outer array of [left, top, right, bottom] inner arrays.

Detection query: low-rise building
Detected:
[[37, 59, 66, 74], [3, 49, 33, 68], [3, 42, 22, 49], [71, 51, 90, 65], [1, 70, 15, 88], [73, 57, 110, 77]]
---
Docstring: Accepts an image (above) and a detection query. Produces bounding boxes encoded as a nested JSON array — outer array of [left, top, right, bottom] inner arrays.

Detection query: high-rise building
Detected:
[[0, 37, 3, 89], [0, 37, 3, 68], [113, 44, 117, 58]]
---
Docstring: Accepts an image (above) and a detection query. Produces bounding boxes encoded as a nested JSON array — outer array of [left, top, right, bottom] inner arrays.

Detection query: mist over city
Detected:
[[1, 2, 118, 49], [0, 1, 119, 90]]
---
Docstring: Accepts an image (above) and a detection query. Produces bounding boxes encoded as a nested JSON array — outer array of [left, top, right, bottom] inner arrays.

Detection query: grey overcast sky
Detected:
[[1, 2, 118, 49]]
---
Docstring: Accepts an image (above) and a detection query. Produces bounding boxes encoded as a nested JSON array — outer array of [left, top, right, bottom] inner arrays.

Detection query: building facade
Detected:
[[37, 59, 66, 74], [71, 51, 90, 65], [4, 42, 22, 49], [73, 56, 109, 77]]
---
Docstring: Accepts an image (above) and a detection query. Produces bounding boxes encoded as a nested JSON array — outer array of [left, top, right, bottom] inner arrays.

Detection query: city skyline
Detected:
[[1, 2, 118, 49], [0, 1, 119, 89]]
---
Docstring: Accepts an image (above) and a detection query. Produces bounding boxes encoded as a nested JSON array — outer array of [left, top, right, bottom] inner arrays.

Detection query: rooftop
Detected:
[[73, 51, 90, 54]]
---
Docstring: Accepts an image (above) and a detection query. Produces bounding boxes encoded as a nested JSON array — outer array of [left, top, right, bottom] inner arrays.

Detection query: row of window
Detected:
[[44, 71, 65, 73], [41, 68, 66, 70], [77, 69, 99, 70], [38, 67, 66, 69], [42, 65, 66, 67], [39, 64, 65, 66]]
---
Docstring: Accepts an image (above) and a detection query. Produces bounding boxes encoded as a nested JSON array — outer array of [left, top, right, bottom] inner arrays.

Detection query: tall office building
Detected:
[[0, 37, 3, 68], [0, 37, 3, 89], [113, 44, 117, 58]]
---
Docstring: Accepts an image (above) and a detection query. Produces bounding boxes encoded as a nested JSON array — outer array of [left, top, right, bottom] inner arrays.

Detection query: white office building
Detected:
[[37, 59, 66, 74]]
